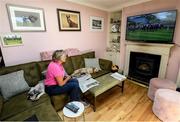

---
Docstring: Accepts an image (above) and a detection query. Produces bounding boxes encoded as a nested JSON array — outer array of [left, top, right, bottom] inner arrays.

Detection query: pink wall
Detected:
[[120, 0, 180, 81], [0, 0, 108, 66]]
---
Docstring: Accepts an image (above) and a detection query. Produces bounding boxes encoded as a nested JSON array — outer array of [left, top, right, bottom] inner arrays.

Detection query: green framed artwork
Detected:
[[1, 34, 23, 47]]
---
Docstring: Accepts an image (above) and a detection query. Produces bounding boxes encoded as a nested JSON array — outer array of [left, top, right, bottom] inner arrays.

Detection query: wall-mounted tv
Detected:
[[126, 10, 177, 43]]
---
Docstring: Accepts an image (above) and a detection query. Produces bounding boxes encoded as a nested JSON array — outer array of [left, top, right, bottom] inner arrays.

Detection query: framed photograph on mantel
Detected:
[[57, 9, 81, 31], [90, 16, 104, 31], [6, 4, 46, 32]]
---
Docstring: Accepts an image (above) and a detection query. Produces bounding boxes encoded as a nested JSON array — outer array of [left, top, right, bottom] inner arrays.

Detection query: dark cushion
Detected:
[[62, 57, 74, 75], [99, 58, 112, 72], [0, 92, 49, 120], [82, 51, 95, 58], [91, 70, 110, 79], [0, 62, 41, 87], [37, 58, 74, 75], [70, 55, 85, 70], [37, 60, 50, 79], [37, 60, 50, 73]]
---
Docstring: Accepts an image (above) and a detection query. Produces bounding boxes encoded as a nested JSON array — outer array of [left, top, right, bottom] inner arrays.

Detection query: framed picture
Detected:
[[1, 34, 23, 47], [90, 16, 104, 31], [57, 9, 81, 31], [6, 4, 46, 32]]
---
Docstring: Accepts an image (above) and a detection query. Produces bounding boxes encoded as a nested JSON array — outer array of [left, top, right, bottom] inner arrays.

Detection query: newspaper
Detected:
[[111, 72, 126, 81], [76, 74, 99, 93]]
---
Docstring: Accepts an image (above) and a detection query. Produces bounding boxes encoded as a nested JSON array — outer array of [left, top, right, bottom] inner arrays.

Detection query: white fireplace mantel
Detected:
[[124, 42, 174, 79]]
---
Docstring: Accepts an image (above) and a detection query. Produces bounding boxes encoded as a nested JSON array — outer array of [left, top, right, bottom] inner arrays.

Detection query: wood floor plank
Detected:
[[58, 79, 160, 121]]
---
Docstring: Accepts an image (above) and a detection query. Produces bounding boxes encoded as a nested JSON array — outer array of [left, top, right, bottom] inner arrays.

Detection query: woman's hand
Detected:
[[65, 76, 71, 81], [56, 75, 71, 86]]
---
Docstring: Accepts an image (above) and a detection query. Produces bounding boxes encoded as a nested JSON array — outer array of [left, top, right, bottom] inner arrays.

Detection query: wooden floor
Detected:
[[58, 80, 160, 121]]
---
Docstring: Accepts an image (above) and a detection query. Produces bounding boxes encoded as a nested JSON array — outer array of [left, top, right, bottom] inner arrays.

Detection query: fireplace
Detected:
[[128, 52, 161, 85], [124, 42, 174, 86]]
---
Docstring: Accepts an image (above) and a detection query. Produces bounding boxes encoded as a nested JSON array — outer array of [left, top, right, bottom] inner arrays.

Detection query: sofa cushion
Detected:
[[0, 92, 49, 120], [91, 70, 110, 79], [0, 62, 41, 87], [37, 58, 74, 75], [5, 101, 61, 121], [82, 51, 95, 58], [0, 70, 30, 101], [63, 57, 74, 75], [70, 55, 85, 70], [37, 60, 50, 79], [99, 58, 112, 72], [84, 58, 101, 70], [37, 60, 50, 73]]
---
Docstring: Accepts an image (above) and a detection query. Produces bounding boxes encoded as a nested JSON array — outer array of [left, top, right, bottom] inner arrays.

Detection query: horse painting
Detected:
[[66, 15, 78, 28]]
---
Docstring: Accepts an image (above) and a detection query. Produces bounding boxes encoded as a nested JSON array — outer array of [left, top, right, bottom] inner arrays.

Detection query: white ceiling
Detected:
[[66, 0, 152, 12]]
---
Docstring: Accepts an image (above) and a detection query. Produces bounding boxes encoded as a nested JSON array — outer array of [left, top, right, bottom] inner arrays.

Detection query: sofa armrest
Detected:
[[99, 58, 112, 72]]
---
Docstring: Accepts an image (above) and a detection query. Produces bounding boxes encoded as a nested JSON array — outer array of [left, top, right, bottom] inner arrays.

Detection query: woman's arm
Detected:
[[55, 76, 71, 86]]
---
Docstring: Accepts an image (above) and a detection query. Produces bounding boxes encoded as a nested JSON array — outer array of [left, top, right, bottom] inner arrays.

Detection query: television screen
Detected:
[[126, 10, 177, 43]]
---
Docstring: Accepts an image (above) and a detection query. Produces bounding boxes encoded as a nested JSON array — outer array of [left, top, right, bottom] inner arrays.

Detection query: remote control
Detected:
[[70, 103, 79, 110], [65, 103, 79, 113]]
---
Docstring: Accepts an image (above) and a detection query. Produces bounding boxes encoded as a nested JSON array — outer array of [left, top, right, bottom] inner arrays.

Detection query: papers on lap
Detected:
[[111, 72, 126, 81], [76, 74, 99, 93]]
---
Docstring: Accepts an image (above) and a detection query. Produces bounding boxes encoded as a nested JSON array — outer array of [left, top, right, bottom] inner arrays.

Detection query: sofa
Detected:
[[0, 51, 112, 121]]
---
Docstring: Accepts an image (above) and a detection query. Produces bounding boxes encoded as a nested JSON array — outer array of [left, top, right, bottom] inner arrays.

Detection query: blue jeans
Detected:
[[45, 78, 80, 101]]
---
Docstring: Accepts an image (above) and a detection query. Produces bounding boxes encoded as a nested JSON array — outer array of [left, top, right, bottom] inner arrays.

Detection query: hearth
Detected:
[[128, 52, 161, 85]]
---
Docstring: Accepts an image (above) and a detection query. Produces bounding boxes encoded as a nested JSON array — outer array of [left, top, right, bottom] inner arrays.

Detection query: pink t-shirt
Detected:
[[44, 61, 65, 86]]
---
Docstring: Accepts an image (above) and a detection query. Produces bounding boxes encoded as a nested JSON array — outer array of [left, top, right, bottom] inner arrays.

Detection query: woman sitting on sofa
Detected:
[[44, 50, 80, 101]]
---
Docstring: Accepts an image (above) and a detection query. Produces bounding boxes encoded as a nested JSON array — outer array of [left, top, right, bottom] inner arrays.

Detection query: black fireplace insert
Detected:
[[128, 52, 161, 85]]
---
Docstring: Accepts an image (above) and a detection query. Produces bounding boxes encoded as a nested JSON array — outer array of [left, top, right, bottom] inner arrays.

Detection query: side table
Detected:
[[63, 101, 85, 122]]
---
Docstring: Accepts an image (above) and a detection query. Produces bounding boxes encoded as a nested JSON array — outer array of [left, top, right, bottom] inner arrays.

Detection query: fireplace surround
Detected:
[[124, 42, 174, 85]]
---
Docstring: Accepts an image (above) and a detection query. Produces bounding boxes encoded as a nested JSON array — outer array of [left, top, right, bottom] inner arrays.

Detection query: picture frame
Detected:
[[1, 34, 23, 47], [90, 16, 104, 31], [6, 4, 46, 32], [57, 9, 81, 31]]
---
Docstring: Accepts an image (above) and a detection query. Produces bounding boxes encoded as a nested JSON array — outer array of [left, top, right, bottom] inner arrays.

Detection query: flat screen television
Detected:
[[126, 10, 177, 43]]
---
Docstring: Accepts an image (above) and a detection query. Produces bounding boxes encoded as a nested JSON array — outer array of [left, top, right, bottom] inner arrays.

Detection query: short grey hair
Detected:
[[52, 50, 65, 61]]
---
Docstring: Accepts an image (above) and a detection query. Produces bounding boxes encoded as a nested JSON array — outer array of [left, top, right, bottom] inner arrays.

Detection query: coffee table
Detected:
[[63, 101, 85, 121], [88, 73, 126, 111]]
